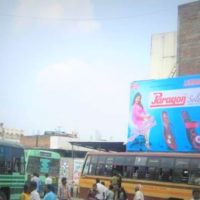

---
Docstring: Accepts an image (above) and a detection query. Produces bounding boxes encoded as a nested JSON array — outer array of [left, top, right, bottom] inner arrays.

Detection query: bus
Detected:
[[25, 149, 60, 195], [0, 141, 25, 200], [79, 152, 200, 200]]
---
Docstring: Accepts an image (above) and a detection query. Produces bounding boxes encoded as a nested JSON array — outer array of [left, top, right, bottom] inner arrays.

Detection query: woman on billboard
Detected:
[[128, 92, 155, 149]]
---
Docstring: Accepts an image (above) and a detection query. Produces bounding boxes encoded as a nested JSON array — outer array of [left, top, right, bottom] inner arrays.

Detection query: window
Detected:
[[134, 157, 147, 179], [82, 156, 91, 175], [146, 157, 160, 180], [0, 146, 24, 174], [88, 156, 98, 175], [123, 156, 135, 178], [173, 158, 190, 183], [47, 159, 60, 176], [96, 156, 106, 176], [189, 159, 200, 185], [160, 158, 174, 182], [104, 156, 114, 176]]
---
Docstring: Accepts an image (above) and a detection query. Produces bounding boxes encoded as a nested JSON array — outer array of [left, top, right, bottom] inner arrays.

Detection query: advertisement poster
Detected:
[[73, 159, 84, 184], [127, 74, 200, 152]]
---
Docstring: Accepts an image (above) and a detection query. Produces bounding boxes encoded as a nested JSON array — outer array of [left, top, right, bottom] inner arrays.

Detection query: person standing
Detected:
[[133, 184, 144, 200], [43, 184, 56, 200], [87, 183, 98, 200], [31, 173, 40, 192], [111, 172, 120, 200], [21, 184, 30, 200], [58, 177, 71, 200], [106, 185, 114, 200], [119, 187, 127, 200], [95, 178, 108, 200], [30, 181, 40, 200], [45, 174, 53, 185]]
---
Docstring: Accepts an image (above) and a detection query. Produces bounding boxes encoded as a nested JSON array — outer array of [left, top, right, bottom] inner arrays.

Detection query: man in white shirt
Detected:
[[31, 173, 40, 192], [30, 181, 41, 200], [95, 179, 108, 200], [45, 173, 53, 185], [133, 184, 144, 200]]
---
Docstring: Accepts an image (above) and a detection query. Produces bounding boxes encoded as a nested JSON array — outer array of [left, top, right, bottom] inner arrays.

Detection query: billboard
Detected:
[[127, 74, 200, 152]]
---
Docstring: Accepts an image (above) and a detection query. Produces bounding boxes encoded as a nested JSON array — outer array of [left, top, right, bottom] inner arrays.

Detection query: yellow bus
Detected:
[[79, 152, 200, 200]]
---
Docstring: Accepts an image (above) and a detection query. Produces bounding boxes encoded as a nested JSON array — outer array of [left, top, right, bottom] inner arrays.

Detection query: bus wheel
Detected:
[[0, 192, 7, 200]]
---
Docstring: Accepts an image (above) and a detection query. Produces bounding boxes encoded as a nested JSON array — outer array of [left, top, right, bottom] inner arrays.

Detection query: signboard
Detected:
[[73, 159, 84, 184], [127, 74, 200, 152]]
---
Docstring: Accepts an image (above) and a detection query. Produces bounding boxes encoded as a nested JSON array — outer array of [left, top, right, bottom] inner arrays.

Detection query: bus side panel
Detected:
[[79, 176, 193, 200]]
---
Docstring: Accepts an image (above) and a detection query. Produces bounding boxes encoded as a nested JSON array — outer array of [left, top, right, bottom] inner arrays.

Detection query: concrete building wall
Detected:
[[20, 135, 50, 148], [150, 32, 177, 79], [178, 1, 200, 75]]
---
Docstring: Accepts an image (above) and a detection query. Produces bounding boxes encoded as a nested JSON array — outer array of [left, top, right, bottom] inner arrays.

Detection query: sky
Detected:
[[0, 0, 194, 141]]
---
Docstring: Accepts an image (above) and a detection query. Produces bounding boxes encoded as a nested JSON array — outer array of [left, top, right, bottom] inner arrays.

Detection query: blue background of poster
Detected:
[[126, 74, 200, 152]]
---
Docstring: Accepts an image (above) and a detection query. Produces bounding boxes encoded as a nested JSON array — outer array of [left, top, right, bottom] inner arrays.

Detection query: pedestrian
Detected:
[[45, 173, 53, 185], [119, 187, 127, 200], [87, 183, 98, 200], [106, 185, 114, 200], [191, 188, 200, 200], [58, 177, 71, 200], [31, 173, 40, 192], [43, 184, 56, 200], [95, 178, 108, 200], [111, 172, 120, 200], [21, 184, 30, 200], [101, 181, 108, 200], [30, 181, 40, 200], [133, 184, 144, 200]]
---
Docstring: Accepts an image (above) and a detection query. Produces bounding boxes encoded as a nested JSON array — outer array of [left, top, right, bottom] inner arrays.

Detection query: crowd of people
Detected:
[[21, 174, 71, 200], [87, 175, 144, 200], [21, 172, 200, 200]]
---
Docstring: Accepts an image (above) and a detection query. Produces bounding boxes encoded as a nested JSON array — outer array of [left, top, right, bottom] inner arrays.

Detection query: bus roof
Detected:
[[85, 151, 200, 158], [0, 140, 24, 148], [25, 148, 60, 158]]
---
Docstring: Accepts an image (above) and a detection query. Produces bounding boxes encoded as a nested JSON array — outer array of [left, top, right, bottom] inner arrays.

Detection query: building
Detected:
[[20, 134, 125, 152], [0, 123, 24, 143], [150, 32, 177, 79], [150, 1, 200, 79], [178, 1, 200, 75]]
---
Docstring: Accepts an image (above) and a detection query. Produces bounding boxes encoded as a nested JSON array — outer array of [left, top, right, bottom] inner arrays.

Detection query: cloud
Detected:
[[13, 0, 101, 33]]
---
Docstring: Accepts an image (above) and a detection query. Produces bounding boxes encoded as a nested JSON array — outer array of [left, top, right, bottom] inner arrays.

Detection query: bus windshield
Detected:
[[0, 141, 25, 200], [26, 156, 60, 176]]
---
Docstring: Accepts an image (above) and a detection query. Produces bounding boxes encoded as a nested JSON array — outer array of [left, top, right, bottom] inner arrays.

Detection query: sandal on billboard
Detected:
[[162, 111, 177, 151], [181, 111, 200, 150]]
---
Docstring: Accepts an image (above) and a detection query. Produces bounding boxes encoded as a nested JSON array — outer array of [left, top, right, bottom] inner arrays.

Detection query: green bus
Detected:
[[25, 149, 60, 195], [0, 141, 25, 200]]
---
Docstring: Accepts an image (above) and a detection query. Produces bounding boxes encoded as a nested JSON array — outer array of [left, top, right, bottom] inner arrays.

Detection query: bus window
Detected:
[[48, 159, 60, 176], [123, 156, 135, 178], [146, 157, 160, 180], [96, 156, 106, 176], [82, 155, 91, 175], [173, 158, 190, 183], [160, 157, 174, 182], [113, 156, 125, 177], [88, 156, 98, 175], [134, 156, 147, 179], [27, 157, 40, 174], [189, 159, 200, 185], [104, 156, 114, 176]]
